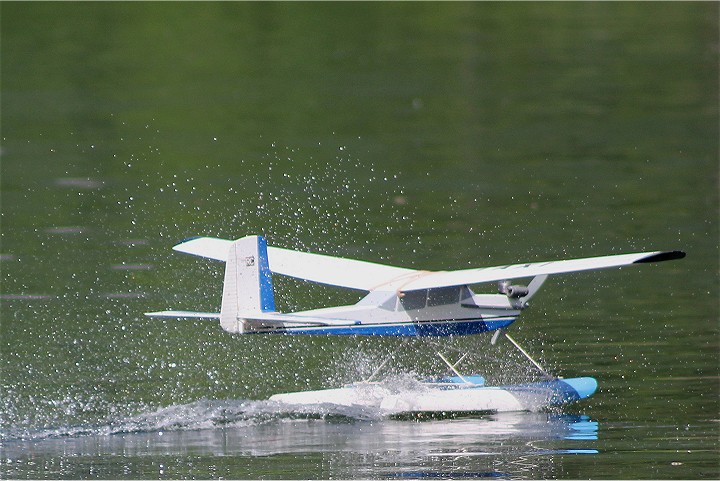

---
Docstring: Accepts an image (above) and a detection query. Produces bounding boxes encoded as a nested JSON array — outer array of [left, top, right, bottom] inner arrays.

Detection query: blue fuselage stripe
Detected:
[[278, 318, 515, 337]]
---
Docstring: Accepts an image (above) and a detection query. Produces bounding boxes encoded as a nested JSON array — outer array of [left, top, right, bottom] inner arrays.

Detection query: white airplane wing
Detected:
[[266, 246, 415, 291], [172, 236, 415, 291], [394, 250, 686, 292], [173, 236, 232, 261], [171, 237, 684, 292]]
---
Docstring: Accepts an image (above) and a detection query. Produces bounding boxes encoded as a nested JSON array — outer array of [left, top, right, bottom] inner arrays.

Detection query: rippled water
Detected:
[[2, 2, 718, 479], [3, 398, 602, 479]]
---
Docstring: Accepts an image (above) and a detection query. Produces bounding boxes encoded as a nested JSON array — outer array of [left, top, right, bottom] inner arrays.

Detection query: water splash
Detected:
[[1, 397, 385, 443]]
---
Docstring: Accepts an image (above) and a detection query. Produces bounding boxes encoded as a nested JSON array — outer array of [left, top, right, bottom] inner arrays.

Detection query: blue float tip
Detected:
[[563, 377, 598, 400]]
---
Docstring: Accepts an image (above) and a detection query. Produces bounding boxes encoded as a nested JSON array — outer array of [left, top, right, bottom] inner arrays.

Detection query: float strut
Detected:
[[437, 351, 469, 384], [503, 332, 554, 379], [363, 338, 411, 383], [363, 355, 392, 383]]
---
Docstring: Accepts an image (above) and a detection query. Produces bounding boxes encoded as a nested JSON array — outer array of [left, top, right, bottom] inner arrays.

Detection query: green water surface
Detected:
[[1, 2, 718, 479]]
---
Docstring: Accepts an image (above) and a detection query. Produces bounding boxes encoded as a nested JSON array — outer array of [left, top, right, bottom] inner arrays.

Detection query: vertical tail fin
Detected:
[[220, 235, 276, 333]]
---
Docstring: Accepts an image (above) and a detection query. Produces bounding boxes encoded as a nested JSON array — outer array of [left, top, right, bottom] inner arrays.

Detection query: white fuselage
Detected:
[[244, 287, 523, 336]]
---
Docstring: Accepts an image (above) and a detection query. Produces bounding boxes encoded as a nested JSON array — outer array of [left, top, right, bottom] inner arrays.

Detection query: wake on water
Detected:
[[3, 366, 563, 443], [2, 397, 385, 442], [3, 373, 446, 442], [3, 395, 599, 468]]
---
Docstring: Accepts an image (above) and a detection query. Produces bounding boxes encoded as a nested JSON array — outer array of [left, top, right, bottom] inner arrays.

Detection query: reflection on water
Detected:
[[45, 226, 89, 234], [0, 294, 53, 300], [2, 400, 597, 479], [54, 177, 104, 189]]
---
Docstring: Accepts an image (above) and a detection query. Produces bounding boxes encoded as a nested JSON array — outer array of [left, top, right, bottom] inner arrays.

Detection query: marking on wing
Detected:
[[369, 269, 434, 293]]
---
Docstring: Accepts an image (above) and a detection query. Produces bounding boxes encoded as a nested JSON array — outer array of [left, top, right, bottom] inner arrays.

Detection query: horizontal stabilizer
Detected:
[[145, 310, 220, 319], [144, 310, 358, 327], [238, 312, 360, 327]]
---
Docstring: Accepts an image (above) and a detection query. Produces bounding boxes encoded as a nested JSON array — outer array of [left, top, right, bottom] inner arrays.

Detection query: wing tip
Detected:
[[634, 250, 686, 264], [173, 236, 204, 248]]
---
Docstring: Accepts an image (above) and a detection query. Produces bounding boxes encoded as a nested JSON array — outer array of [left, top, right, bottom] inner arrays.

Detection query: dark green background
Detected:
[[2, 2, 718, 479]]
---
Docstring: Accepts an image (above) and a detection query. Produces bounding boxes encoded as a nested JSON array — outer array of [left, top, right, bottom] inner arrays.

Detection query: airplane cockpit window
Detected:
[[399, 289, 427, 311], [399, 287, 461, 310], [427, 287, 461, 307]]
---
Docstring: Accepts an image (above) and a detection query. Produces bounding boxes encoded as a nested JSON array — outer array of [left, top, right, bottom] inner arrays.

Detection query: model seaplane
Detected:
[[147, 235, 685, 415]]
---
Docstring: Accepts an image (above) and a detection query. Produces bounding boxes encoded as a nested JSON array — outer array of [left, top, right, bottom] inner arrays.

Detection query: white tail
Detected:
[[220, 235, 276, 333]]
